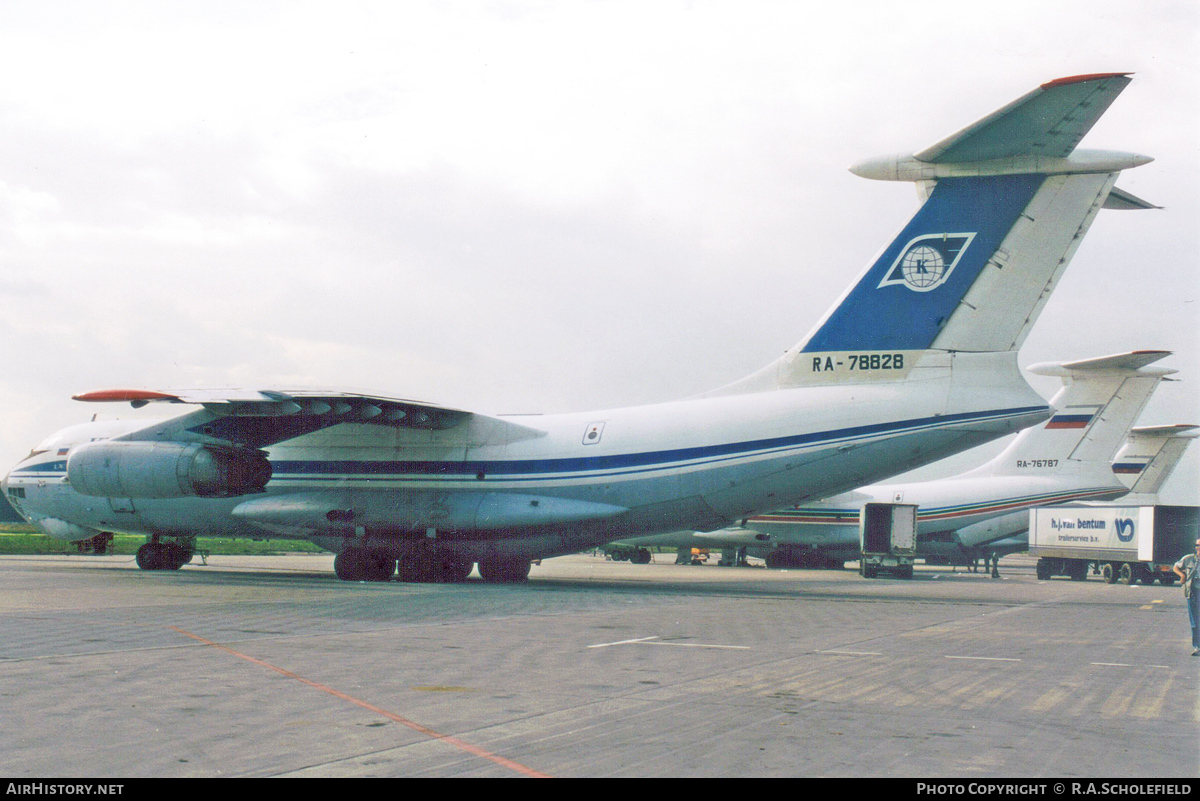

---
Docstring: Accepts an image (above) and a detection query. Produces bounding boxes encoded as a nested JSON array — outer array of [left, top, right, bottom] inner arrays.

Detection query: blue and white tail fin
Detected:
[[1110, 424, 1199, 499], [800, 172, 1050, 356], [971, 351, 1174, 479], [710, 74, 1153, 396]]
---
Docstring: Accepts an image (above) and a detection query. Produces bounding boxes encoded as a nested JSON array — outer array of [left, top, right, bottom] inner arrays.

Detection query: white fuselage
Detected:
[[742, 473, 1129, 561], [615, 472, 1128, 563]]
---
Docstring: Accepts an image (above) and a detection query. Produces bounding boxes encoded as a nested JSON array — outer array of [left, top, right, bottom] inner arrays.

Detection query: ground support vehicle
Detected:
[[605, 544, 653, 564], [1029, 505, 1198, 584], [859, 503, 918, 579]]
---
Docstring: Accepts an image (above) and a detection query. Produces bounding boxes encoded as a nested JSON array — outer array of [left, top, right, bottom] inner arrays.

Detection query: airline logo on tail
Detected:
[[877, 233, 975, 292], [801, 173, 1043, 353]]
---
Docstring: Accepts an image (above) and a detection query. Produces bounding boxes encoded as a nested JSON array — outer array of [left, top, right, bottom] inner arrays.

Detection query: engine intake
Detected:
[[67, 441, 271, 499]]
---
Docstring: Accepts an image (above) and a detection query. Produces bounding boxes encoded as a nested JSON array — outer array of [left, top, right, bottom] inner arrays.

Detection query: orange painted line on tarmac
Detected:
[[168, 625, 551, 778]]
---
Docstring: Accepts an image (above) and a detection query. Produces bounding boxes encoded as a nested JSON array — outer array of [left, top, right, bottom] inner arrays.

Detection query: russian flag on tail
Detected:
[[1045, 405, 1102, 430]]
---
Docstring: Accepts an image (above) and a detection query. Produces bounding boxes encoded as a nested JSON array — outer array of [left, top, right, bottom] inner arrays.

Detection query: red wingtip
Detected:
[[1040, 72, 1131, 89], [72, 389, 181, 403]]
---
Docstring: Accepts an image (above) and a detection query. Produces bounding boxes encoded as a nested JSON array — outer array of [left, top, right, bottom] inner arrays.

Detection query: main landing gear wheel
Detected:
[[630, 548, 652, 565], [333, 549, 363, 581], [365, 552, 396, 582], [135, 543, 160, 570], [135, 542, 192, 571], [477, 557, 532, 583], [334, 549, 395, 582]]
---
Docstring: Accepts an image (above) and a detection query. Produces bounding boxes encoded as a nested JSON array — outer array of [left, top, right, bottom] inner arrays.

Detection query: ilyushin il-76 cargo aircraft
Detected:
[[2, 73, 1156, 583]]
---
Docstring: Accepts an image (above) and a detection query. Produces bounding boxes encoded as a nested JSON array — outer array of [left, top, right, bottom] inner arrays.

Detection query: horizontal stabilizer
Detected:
[[1104, 186, 1160, 210], [915, 73, 1131, 163], [850, 74, 1149, 183], [1111, 424, 1199, 495], [1027, 350, 1174, 376], [1126, 424, 1200, 437]]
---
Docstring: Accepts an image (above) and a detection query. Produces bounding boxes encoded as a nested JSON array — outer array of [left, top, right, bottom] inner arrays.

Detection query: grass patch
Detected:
[[0, 525, 327, 556]]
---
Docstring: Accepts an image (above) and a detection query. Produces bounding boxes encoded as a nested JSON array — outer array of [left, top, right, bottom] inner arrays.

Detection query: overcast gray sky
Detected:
[[1, 1, 1196, 501]]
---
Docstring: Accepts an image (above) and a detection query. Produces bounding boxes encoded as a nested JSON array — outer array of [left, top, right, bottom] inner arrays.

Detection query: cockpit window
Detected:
[[30, 428, 91, 457], [29, 434, 66, 458], [26, 420, 140, 461]]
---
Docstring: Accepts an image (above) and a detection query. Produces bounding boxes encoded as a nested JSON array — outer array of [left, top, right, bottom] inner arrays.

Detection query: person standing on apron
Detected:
[[1173, 539, 1200, 656]]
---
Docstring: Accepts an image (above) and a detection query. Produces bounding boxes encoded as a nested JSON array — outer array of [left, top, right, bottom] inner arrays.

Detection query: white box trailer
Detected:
[[1028, 505, 1198, 584], [859, 503, 918, 579]]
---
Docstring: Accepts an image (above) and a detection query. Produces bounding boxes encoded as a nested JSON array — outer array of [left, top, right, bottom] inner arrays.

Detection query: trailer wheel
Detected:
[[1035, 559, 1052, 581], [1067, 561, 1088, 581], [1101, 563, 1118, 584], [1119, 563, 1134, 585]]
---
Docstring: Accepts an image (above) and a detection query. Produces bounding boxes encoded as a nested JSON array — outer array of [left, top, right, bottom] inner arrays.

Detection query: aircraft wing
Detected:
[[72, 388, 547, 449], [914, 73, 1132, 163]]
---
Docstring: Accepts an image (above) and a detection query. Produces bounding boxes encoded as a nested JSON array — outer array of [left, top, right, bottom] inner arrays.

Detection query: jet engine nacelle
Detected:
[[66, 440, 271, 499]]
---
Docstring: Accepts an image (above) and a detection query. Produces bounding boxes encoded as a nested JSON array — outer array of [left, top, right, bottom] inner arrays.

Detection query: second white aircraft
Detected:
[[622, 350, 1190, 570]]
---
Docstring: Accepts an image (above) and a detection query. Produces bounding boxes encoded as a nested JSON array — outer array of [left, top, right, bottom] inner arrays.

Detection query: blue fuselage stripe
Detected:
[[270, 404, 1044, 477], [10, 405, 1046, 480], [766, 487, 1121, 524]]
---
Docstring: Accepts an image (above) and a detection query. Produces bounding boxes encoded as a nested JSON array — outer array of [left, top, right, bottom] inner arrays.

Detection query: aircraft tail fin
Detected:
[[709, 74, 1152, 397], [1111, 424, 1199, 497], [974, 351, 1174, 478]]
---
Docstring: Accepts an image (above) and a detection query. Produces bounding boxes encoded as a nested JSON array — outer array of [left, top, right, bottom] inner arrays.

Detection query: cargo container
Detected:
[[859, 503, 917, 578], [1028, 505, 1197, 584]]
